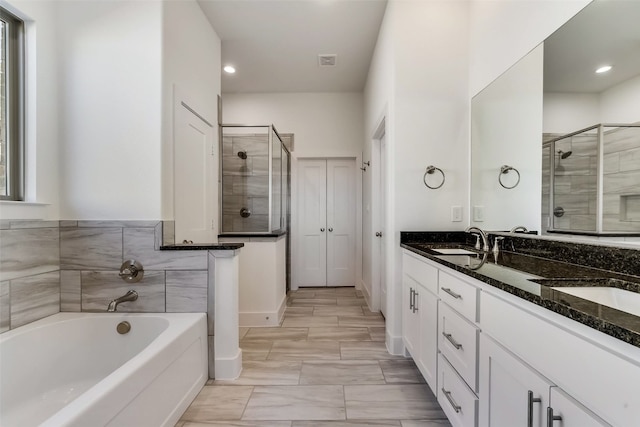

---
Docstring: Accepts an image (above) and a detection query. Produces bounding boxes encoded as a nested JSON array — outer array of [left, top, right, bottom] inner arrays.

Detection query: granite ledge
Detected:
[[160, 243, 244, 251]]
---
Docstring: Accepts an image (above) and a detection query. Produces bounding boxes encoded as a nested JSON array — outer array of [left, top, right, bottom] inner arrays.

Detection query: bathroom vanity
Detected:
[[400, 231, 640, 427]]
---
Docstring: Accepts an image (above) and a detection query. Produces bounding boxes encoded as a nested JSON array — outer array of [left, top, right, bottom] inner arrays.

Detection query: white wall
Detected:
[[543, 93, 599, 133], [0, 0, 59, 220], [57, 1, 163, 219], [161, 0, 221, 220], [470, 0, 591, 97], [364, 0, 470, 354], [600, 74, 640, 124], [222, 92, 364, 158]]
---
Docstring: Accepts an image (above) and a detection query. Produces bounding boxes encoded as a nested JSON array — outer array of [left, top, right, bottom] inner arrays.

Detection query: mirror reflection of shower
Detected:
[[237, 150, 248, 160], [557, 149, 572, 159]]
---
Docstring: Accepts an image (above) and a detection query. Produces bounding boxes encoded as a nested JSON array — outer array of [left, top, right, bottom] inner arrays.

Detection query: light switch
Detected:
[[473, 205, 485, 222], [451, 206, 463, 222]]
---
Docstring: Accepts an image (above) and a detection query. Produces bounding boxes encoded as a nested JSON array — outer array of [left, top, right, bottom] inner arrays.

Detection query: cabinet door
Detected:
[[479, 334, 552, 427], [402, 276, 419, 357], [417, 287, 438, 395], [548, 387, 611, 427]]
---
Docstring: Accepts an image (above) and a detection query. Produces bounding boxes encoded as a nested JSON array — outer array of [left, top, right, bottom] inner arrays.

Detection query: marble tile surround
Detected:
[[0, 219, 212, 333]]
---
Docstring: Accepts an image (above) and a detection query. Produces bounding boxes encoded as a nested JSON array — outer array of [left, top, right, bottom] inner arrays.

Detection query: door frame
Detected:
[[371, 117, 386, 313]]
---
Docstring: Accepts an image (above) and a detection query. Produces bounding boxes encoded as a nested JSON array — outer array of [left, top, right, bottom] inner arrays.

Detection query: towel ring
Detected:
[[424, 165, 445, 189], [499, 165, 520, 189]]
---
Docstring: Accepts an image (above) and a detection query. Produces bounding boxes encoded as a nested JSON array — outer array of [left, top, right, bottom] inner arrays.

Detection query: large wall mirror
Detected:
[[471, 0, 640, 245]]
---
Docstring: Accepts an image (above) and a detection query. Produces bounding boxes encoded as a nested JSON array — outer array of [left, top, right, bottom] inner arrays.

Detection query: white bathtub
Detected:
[[0, 312, 208, 427]]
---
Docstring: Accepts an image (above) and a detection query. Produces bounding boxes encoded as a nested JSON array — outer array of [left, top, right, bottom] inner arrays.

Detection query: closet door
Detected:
[[326, 159, 356, 286], [298, 159, 327, 286]]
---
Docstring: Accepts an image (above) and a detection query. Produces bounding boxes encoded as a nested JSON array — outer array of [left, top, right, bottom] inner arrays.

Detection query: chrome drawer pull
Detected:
[[413, 291, 419, 313], [442, 332, 463, 350], [441, 287, 462, 299], [442, 388, 461, 413], [527, 390, 542, 427], [547, 407, 562, 426], [409, 288, 415, 310]]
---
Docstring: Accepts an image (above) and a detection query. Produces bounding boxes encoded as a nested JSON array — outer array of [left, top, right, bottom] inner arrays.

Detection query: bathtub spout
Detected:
[[107, 290, 138, 312]]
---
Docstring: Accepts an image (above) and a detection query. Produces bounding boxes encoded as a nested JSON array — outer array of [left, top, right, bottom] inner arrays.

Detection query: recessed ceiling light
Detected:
[[595, 65, 612, 74], [223, 65, 236, 74]]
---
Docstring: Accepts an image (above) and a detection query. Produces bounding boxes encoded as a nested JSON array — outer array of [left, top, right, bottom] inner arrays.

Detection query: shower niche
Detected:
[[543, 123, 640, 234], [220, 125, 290, 235]]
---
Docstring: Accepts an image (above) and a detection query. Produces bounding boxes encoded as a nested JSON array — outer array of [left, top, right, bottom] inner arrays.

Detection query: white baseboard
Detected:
[[239, 310, 282, 327], [359, 279, 374, 312], [386, 330, 405, 356], [276, 294, 287, 325], [214, 348, 242, 380]]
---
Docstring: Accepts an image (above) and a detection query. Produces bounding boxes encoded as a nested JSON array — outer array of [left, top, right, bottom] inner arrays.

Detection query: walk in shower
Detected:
[[220, 125, 290, 234], [543, 123, 640, 234]]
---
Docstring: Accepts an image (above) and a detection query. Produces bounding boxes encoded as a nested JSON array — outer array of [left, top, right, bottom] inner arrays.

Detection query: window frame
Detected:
[[0, 6, 25, 201]]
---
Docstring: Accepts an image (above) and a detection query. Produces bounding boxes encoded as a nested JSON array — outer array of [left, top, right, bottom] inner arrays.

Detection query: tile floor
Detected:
[[176, 287, 452, 427]]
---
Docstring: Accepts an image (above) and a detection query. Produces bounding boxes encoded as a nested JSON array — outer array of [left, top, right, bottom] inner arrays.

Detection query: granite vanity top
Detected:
[[400, 232, 640, 348], [160, 243, 244, 251]]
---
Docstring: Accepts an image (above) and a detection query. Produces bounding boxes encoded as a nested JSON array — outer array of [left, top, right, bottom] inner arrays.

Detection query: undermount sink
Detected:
[[552, 287, 640, 317], [432, 248, 477, 255]]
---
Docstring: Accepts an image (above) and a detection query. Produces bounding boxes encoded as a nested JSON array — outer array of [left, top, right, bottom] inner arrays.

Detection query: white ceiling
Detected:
[[198, 0, 388, 94], [544, 0, 640, 93]]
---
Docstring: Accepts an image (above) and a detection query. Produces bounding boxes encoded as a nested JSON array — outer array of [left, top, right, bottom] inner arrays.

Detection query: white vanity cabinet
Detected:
[[480, 333, 609, 427], [402, 251, 439, 394]]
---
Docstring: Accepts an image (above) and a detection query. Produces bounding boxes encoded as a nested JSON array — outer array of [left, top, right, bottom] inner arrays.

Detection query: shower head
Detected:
[[557, 150, 572, 159], [237, 150, 248, 160]]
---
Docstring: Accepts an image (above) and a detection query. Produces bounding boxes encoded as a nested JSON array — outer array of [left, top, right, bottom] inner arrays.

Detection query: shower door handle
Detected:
[[320, 228, 325, 232]]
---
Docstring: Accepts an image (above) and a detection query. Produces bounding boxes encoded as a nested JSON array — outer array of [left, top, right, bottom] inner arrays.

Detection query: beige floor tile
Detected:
[[337, 297, 368, 306], [368, 327, 386, 341], [180, 386, 253, 422], [307, 327, 371, 341], [213, 360, 302, 385], [313, 306, 365, 317], [314, 287, 357, 297], [401, 421, 452, 427], [293, 422, 400, 427], [340, 342, 404, 360], [281, 315, 338, 327], [338, 315, 385, 327], [268, 340, 341, 360], [289, 297, 337, 306], [362, 309, 384, 317], [299, 360, 385, 385], [379, 359, 426, 384], [239, 328, 250, 339], [344, 385, 446, 420], [240, 341, 273, 361], [183, 422, 292, 427], [242, 385, 346, 420], [242, 327, 308, 342], [284, 306, 314, 317]]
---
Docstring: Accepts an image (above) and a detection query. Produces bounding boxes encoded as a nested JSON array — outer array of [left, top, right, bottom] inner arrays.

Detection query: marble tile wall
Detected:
[[543, 126, 640, 233], [221, 133, 270, 233], [59, 220, 208, 314], [0, 220, 60, 333]]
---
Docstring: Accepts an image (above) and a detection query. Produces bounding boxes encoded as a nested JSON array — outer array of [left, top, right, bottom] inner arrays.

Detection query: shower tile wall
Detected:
[[222, 135, 270, 232], [542, 126, 640, 234], [59, 221, 208, 313], [0, 220, 60, 333]]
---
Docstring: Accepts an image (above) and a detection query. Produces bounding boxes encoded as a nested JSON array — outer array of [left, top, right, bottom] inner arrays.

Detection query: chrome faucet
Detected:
[[465, 226, 489, 252], [510, 225, 529, 233], [107, 290, 138, 312]]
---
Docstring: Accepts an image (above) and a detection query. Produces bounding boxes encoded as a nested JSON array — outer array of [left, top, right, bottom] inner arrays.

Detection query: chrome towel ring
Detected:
[[424, 165, 445, 189], [499, 165, 520, 189]]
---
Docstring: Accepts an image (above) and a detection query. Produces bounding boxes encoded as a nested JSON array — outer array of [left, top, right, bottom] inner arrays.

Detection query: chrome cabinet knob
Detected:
[[328, 227, 333, 232], [320, 228, 325, 232], [375, 231, 382, 237]]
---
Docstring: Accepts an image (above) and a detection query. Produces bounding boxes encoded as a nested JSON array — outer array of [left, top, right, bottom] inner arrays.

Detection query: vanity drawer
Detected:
[[439, 271, 479, 322], [403, 251, 438, 294], [439, 301, 479, 392], [438, 353, 478, 427]]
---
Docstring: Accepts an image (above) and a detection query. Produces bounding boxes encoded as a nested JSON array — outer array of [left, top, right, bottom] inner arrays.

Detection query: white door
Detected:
[[548, 387, 610, 427], [379, 134, 387, 316], [174, 102, 216, 243], [326, 159, 356, 286], [298, 160, 327, 286], [297, 158, 355, 287]]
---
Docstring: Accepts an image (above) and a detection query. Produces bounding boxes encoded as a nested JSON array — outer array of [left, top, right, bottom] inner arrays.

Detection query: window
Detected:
[[0, 7, 24, 201]]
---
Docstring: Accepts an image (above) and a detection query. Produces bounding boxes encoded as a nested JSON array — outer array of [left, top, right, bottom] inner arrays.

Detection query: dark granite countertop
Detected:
[[400, 232, 640, 348], [160, 243, 244, 251]]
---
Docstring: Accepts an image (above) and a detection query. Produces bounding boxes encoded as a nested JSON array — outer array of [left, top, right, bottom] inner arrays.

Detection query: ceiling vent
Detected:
[[318, 54, 337, 67]]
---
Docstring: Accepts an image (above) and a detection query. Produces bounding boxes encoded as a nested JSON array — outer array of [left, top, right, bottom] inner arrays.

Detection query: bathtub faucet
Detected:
[[107, 290, 138, 312]]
